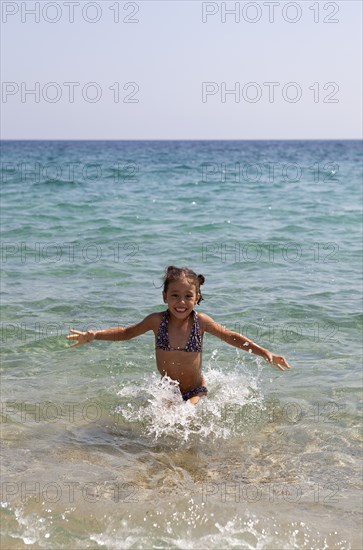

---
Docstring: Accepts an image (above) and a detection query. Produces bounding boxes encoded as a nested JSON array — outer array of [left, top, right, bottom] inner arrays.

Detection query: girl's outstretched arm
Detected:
[[199, 312, 292, 371], [67, 313, 159, 347]]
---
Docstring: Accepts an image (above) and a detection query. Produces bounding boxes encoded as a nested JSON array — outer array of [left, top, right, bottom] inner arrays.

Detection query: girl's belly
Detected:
[[155, 349, 203, 393]]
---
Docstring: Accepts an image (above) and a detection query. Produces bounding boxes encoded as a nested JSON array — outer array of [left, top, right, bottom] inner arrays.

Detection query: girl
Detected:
[[67, 266, 291, 404]]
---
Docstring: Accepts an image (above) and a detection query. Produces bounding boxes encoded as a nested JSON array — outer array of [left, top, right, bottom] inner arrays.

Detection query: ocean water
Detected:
[[0, 139, 362, 549]]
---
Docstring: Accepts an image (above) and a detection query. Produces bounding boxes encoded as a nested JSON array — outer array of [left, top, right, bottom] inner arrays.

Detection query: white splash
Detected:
[[115, 355, 266, 443]]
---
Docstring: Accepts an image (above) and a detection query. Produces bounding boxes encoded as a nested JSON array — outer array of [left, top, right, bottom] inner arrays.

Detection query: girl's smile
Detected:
[[163, 278, 200, 318]]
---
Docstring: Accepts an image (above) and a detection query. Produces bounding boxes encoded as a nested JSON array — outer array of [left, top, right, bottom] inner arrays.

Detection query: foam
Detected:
[[115, 352, 266, 443]]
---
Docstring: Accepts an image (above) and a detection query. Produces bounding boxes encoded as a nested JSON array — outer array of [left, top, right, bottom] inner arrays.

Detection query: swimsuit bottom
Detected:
[[181, 386, 208, 401]]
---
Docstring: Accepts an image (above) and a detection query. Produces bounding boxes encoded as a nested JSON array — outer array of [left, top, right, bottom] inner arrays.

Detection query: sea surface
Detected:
[[1, 140, 362, 549]]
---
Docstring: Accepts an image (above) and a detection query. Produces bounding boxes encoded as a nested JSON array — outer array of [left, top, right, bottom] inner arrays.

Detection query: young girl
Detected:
[[67, 266, 291, 404]]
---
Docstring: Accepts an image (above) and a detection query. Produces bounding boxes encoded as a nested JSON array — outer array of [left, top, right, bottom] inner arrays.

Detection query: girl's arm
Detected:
[[199, 313, 291, 371], [67, 313, 159, 347]]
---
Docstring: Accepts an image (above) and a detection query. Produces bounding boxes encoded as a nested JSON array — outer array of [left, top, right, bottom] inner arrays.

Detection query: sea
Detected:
[[1, 140, 362, 549]]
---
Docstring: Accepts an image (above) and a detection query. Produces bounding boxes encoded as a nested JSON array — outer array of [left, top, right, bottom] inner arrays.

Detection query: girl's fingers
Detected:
[[67, 330, 86, 340], [273, 355, 292, 371], [278, 356, 292, 369], [67, 330, 84, 345], [275, 362, 285, 371], [67, 330, 94, 346]]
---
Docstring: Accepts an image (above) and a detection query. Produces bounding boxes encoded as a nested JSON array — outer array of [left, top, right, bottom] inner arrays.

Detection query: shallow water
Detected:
[[1, 140, 362, 548]]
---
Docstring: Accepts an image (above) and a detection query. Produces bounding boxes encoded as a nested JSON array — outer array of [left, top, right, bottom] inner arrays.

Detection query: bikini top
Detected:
[[155, 310, 203, 352]]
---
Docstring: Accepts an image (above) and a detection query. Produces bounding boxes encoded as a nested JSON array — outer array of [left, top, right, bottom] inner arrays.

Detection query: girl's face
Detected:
[[163, 277, 199, 317]]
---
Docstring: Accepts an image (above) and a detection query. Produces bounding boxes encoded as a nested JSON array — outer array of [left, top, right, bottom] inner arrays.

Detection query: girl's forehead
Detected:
[[167, 278, 197, 293]]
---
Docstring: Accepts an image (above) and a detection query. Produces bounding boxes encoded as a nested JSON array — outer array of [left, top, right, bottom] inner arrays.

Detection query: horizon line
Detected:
[[1, 138, 362, 142]]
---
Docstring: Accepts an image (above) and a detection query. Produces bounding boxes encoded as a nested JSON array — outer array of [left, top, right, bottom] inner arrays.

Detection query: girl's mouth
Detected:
[[175, 307, 187, 313]]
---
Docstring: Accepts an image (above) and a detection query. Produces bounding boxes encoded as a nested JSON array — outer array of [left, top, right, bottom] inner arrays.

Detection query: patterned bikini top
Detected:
[[155, 310, 203, 352]]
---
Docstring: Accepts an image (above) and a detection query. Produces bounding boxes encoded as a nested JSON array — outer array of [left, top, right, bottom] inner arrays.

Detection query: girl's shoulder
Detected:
[[142, 311, 165, 329], [196, 311, 215, 330], [196, 311, 226, 338]]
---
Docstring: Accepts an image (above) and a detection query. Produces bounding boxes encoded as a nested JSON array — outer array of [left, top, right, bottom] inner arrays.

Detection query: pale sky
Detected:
[[1, 0, 362, 139]]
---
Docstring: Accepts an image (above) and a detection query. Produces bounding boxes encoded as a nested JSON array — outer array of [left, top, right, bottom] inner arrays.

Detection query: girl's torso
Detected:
[[153, 310, 204, 393], [156, 309, 202, 352]]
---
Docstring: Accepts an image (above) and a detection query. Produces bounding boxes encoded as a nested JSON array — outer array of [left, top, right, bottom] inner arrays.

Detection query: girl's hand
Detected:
[[67, 329, 95, 347], [264, 351, 292, 371]]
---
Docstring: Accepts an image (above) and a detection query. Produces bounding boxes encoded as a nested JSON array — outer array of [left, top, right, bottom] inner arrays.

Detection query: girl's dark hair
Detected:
[[163, 265, 205, 305]]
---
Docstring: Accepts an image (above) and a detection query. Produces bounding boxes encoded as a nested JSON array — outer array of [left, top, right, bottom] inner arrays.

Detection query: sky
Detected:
[[1, 0, 362, 140]]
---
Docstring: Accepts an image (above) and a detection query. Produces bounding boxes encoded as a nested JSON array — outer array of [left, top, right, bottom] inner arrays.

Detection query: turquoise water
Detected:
[[1, 140, 362, 549]]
